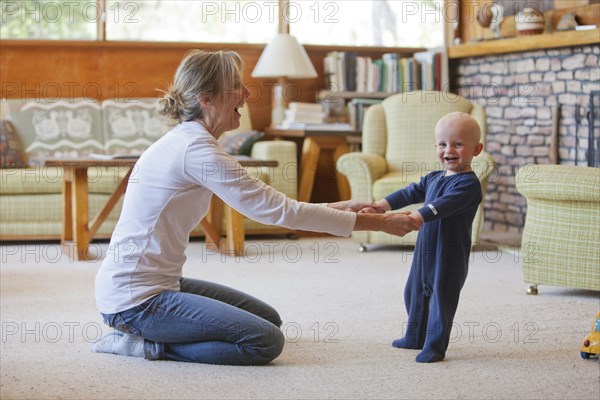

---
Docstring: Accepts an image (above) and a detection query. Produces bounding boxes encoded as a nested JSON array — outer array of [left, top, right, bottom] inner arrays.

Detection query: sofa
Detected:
[[337, 91, 496, 251], [0, 97, 297, 240], [516, 165, 600, 293]]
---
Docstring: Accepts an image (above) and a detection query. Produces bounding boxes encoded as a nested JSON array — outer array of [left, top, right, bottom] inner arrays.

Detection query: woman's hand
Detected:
[[354, 212, 421, 237], [327, 199, 392, 214], [380, 213, 422, 236]]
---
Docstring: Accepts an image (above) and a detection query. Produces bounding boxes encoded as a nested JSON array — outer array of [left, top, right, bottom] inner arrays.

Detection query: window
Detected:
[[290, 0, 445, 48], [1, 0, 278, 43], [1, 0, 444, 47], [106, 0, 277, 43], [1, 0, 97, 40]]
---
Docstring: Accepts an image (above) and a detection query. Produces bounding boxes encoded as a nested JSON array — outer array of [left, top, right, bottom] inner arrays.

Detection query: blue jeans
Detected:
[[101, 277, 285, 365]]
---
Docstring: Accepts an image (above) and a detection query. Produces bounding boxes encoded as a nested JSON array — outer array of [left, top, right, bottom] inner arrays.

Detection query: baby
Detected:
[[361, 111, 484, 362]]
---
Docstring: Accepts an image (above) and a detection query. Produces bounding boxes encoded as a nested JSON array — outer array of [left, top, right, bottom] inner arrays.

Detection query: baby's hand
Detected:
[[358, 206, 386, 214]]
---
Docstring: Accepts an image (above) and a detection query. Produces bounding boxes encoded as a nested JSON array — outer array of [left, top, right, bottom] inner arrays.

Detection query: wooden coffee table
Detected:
[[45, 157, 277, 260]]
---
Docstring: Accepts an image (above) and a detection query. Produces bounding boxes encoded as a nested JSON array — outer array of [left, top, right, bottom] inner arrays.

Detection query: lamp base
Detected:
[[271, 83, 286, 126], [271, 105, 286, 126]]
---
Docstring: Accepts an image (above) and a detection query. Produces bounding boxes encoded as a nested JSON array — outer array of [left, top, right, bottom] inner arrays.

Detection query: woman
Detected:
[[92, 50, 419, 365]]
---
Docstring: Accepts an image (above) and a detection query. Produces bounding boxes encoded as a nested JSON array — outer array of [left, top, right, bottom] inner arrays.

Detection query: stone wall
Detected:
[[451, 44, 600, 235]]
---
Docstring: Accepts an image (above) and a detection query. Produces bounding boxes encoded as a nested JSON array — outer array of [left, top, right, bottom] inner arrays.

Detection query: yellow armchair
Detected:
[[337, 90, 496, 251], [516, 165, 600, 293]]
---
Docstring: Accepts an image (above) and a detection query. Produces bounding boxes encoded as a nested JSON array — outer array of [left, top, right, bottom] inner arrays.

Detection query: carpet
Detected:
[[1, 238, 598, 400]]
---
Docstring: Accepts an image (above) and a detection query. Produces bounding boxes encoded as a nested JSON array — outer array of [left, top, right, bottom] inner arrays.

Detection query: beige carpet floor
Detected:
[[1, 237, 598, 400]]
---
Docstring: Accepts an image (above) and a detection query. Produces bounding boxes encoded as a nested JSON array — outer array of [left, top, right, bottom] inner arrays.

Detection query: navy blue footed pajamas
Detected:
[[385, 171, 481, 362]]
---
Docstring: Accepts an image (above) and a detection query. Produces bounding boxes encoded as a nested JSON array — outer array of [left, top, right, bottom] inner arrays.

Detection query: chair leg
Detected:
[[526, 284, 538, 295]]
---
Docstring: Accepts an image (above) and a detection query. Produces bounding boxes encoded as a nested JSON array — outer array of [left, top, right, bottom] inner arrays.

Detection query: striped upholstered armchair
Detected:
[[516, 165, 600, 293], [337, 90, 496, 251]]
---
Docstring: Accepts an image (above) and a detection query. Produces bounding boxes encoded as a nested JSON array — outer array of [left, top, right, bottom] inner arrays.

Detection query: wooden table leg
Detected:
[[201, 197, 245, 257], [298, 137, 321, 203], [62, 166, 91, 261], [201, 196, 223, 252], [224, 205, 245, 257], [50, 160, 137, 262], [332, 141, 351, 200], [299, 136, 352, 202], [61, 166, 74, 244], [73, 167, 90, 260], [88, 168, 132, 239]]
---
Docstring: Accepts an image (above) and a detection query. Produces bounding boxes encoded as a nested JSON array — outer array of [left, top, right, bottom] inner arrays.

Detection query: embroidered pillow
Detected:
[[219, 130, 265, 156], [0, 120, 27, 168]]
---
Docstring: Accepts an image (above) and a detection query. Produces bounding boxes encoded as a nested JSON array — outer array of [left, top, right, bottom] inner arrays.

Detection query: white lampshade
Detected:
[[251, 33, 317, 79]]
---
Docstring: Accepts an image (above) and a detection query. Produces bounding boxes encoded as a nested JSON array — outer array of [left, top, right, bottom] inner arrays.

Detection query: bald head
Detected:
[[435, 112, 481, 145]]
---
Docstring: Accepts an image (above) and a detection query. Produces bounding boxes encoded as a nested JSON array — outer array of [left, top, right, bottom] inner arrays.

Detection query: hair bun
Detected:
[[156, 90, 183, 122]]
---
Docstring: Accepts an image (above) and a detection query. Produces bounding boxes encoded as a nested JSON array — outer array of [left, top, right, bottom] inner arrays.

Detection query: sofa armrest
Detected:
[[337, 152, 387, 201], [250, 140, 298, 200], [516, 165, 600, 202]]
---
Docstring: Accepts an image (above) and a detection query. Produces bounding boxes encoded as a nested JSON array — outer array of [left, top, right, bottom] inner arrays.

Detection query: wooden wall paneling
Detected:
[[1, 41, 419, 130]]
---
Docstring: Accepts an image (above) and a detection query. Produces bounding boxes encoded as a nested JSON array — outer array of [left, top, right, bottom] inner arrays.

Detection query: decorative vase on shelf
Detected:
[[477, 3, 504, 39], [515, 7, 545, 35]]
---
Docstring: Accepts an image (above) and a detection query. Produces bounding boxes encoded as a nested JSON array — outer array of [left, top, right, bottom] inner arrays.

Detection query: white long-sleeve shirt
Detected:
[[95, 121, 356, 314]]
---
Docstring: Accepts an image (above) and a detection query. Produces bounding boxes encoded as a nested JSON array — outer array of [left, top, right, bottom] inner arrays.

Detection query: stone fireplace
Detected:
[[450, 43, 600, 236]]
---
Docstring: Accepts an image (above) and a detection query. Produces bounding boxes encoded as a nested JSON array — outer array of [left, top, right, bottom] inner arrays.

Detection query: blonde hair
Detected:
[[157, 50, 243, 123]]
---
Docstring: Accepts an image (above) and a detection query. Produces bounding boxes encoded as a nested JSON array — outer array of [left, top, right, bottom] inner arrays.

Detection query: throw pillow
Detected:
[[219, 130, 265, 156], [0, 120, 27, 168]]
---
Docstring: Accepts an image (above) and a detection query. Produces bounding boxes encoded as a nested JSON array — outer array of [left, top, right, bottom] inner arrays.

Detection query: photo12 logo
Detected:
[[198, 1, 340, 24], [1, 1, 140, 24], [1, 321, 106, 344], [1, 81, 139, 103]]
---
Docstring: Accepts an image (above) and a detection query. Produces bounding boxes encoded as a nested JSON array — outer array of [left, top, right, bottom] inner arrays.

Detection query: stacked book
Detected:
[[323, 49, 448, 95], [348, 98, 383, 131], [281, 102, 327, 128]]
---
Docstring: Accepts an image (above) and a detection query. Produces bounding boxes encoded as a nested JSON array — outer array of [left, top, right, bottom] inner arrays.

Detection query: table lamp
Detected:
[[251, 33, 317, 126]]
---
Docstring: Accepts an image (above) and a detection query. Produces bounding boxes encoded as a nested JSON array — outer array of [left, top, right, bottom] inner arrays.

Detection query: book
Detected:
[[283, 110, 327, 124], [336, 52, 346, 92], [323, 53, 338, 90], [344, 52, 357, 92], [277, 122, 354, 131], [355, 56, 367, 93], [349, 98, 383, 130], [287, 102, 324, 113], [414, 48, 448, 91]]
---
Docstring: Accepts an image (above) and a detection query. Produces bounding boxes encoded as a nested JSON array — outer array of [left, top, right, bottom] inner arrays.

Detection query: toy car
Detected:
[[580, 312, 600, 359]]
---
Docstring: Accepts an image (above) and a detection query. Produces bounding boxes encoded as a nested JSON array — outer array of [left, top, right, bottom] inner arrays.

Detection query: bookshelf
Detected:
[[449, 2, 600, 59], [318, 49, 448, 130], [448, 28, 600, 59], [319, 91, 389, 100]]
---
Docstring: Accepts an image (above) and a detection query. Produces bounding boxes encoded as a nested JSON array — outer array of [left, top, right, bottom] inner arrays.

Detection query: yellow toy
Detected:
[[580, 312, 600, 359]]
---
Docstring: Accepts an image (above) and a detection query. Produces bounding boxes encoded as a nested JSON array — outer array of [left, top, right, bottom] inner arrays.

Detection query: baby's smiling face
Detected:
[[434, 113, 483, 175]]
